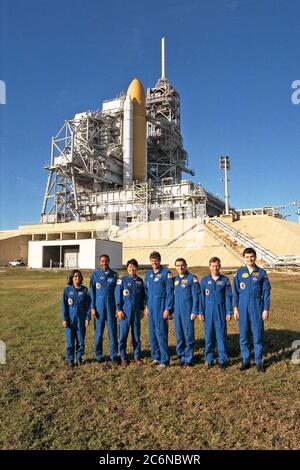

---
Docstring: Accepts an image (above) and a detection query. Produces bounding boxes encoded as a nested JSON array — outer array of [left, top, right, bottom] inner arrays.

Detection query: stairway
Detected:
[[207, 218, 300, 267]]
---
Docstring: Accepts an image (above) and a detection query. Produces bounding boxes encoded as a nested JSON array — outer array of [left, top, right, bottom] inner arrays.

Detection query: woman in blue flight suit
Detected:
[[62, 270, 91, 367], [115, 259, 145, 366]]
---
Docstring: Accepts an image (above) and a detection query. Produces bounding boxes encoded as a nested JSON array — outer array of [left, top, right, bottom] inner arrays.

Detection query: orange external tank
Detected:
[[127, 78, 146, 182]]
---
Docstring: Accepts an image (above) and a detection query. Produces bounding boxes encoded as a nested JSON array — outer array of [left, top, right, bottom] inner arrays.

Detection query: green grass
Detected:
[[0, 268, 299, 450]]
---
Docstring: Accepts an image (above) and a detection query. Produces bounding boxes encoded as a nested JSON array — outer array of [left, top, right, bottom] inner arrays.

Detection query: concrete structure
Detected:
[[223, 214, 300, 258], [0, 220, 117, 266], [1, 213, 300, 269], [28, 238, 122, 269]]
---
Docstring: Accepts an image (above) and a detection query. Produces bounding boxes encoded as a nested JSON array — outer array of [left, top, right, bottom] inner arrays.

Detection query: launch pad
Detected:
[[41, 38, 225, 225], [1, 38, 299, 270]]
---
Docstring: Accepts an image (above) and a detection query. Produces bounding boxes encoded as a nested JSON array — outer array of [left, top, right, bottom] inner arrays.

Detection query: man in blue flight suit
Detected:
[[199, 257, 232, 369], [233, 247, 271, 373], [62, 270, 91, 367], [90, 254, 119, 365], [115, 258, 145, 367], [173, 258, 200, 367], [144, 251, 174, 370]]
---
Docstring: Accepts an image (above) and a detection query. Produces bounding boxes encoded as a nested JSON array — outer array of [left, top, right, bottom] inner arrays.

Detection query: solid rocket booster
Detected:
[[123, 92, 133, 185], [127, 78, 146, 182]]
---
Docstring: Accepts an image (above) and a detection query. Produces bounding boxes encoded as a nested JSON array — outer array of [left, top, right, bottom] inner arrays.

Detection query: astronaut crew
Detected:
[[61, 248, 271, 371]]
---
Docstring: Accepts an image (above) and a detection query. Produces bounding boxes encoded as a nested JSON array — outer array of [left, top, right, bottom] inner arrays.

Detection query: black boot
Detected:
[[239, 362, 251, 371]]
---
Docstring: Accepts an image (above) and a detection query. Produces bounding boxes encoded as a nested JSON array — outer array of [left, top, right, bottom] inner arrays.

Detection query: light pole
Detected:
[[219, 156, 230, 215]]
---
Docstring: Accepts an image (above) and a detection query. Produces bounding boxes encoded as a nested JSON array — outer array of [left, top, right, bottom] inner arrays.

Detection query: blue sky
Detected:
[[0, 0, 299, 229]]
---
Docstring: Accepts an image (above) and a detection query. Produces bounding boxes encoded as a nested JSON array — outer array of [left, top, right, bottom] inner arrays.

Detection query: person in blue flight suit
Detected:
[[62, 270, 91, 368], [115, 258, 145, 367], [199, 257, 233, 369], [144, 251, 174, 370], [233, 247, 271, 373], [173, 258, 200, 367], [90, 254, 119, 365]]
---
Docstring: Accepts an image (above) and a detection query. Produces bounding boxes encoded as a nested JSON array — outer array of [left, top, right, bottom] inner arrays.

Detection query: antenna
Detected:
[[161, 37, 166, 79]]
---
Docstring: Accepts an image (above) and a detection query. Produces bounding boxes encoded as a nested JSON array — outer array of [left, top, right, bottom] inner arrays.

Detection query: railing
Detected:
[[166, 223, 199, 246], [267, 256, 300, 267], [204, 223, 244, 262], [209, 218, 300, 266]]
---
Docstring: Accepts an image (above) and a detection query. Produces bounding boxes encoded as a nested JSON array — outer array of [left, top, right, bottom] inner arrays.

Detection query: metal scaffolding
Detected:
[[40, 38, 224, 225], [41, 110, 124, 223], [146, 77, 194, 183]]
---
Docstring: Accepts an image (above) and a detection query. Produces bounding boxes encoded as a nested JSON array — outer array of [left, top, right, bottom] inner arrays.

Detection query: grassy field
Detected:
[[0, 267, 299, 450]]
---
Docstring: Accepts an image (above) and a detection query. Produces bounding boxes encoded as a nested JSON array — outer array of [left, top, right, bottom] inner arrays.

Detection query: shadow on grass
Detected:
[[80, 329, 299, 368], [226, 329, 300, 367]]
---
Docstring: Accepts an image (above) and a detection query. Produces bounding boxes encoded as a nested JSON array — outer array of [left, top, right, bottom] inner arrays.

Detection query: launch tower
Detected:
[[41, 38, 224, 225]]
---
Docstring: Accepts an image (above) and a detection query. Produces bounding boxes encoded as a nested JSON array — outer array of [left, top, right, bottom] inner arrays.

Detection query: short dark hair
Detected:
[[127, 258, 138, 268], [175, 257, 187, 266], [99, 254, 110, 261], [209, 257, 221, 265], [68, 269, 83, 285], [149, 251, 161, 261], [243, 247, 257, 258]]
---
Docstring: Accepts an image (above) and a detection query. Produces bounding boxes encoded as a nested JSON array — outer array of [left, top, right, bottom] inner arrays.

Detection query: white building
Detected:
[[28, 239, 122, 270]]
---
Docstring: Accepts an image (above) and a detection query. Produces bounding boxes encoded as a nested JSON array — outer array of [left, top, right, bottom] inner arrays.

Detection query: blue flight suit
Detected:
[[144, 267, 174, 365], [174, 272, 200, 365], [200, 274, 233, 365], [115, 274, 145, 360], [233, 265, 271, 365], [62, 284, 91, 363], [90, 268, 119, 361]]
